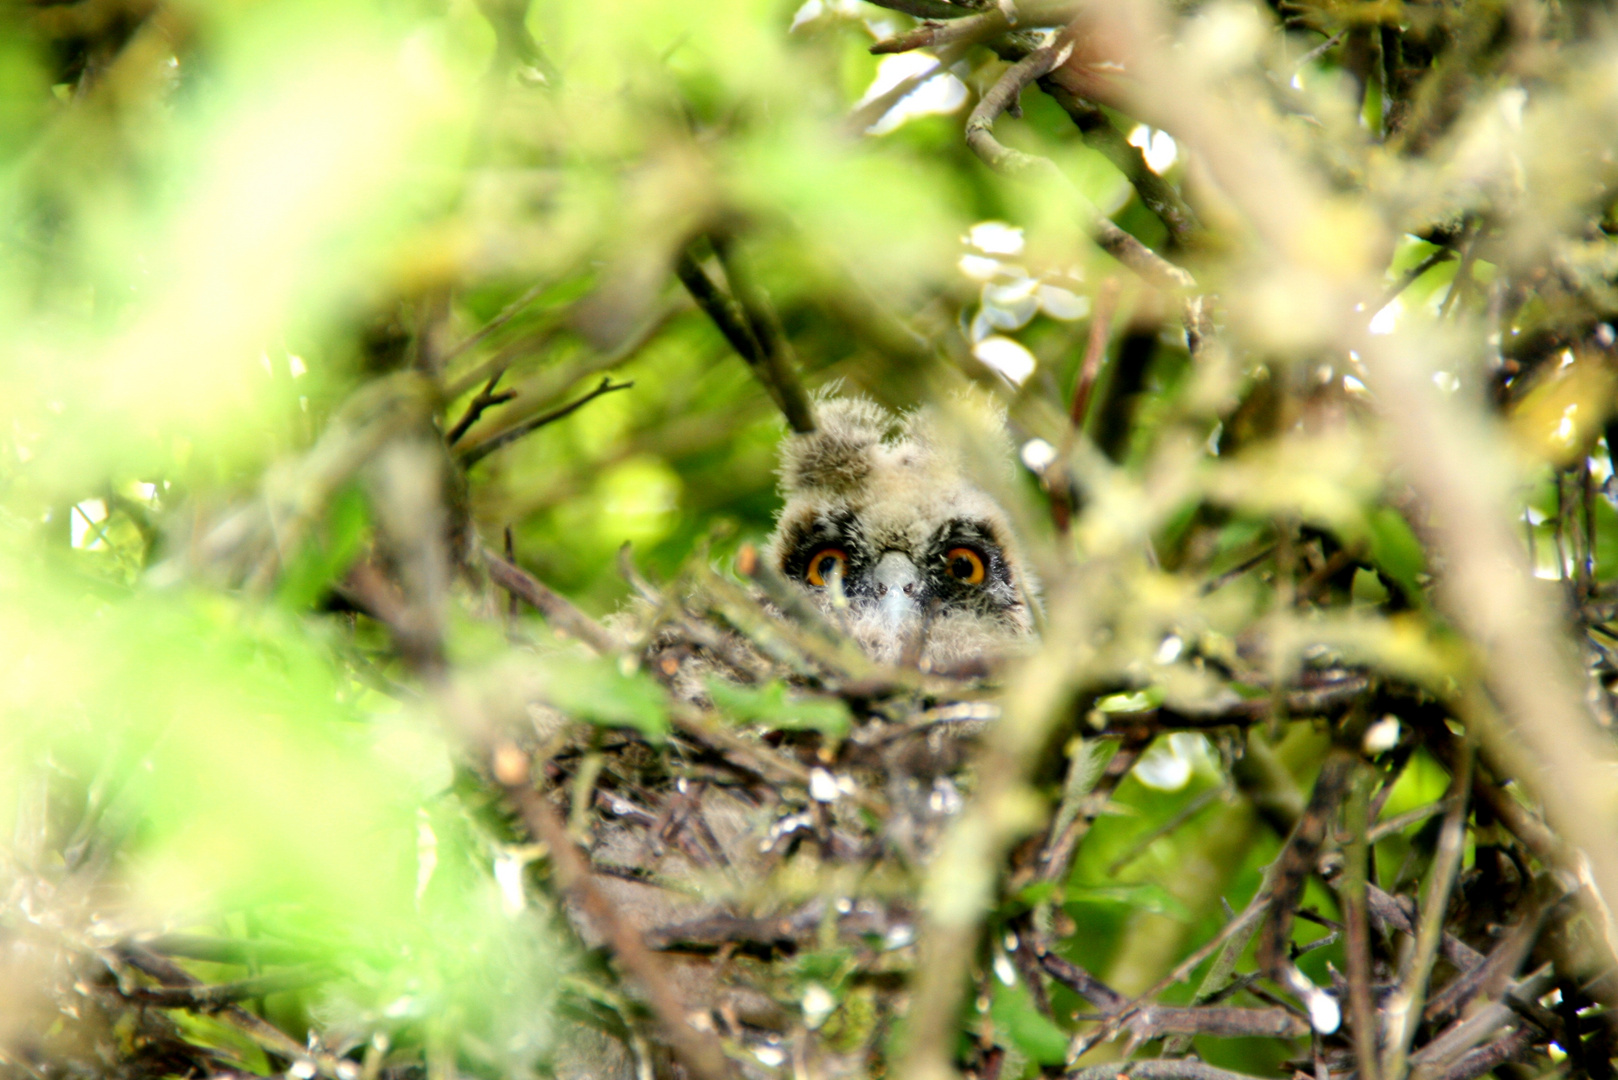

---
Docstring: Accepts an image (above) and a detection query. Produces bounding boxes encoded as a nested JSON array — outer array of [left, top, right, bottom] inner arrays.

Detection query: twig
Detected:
[[483, 546, 619, 654], [1037, 949, 1127, 1011], [676, 245, 814, 433], [1200, 544, 1277, 595], [456, 376, 633, 468], [1341, 765, 1382, 1080], [984, 36, 1201, 246], [1292, 29, 1346, 73], [1382, 744, 1473, 1080], [964, 40, 1076, 178], [1064, 1059, 1279, 1080], [1070, 276, 1123, 430], [114, 945, 351, 1078], [871, 11, 1013, 55], [1160, 864, 1280, 1055], [1105, 782, 1226, 875], [500, 767, 733, 1080], [848, 42, 970, 133], [1374, 248, 1456, 315], [439, 278, 552, 368], [708, 235, 816, 433], [1257, 746, 1353, 1020], [117, 965, 330, 1008], [446, 371, 518, 444], [862, 0, 994, 19]]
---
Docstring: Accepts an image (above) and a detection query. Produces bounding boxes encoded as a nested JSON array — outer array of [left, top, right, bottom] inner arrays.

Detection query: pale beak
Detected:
[[872, 550, 923, 633]]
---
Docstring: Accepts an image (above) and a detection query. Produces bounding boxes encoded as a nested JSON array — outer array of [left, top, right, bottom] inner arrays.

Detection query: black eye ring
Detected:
[[805, 547, 849, 587], [945, 546, 987, 585]]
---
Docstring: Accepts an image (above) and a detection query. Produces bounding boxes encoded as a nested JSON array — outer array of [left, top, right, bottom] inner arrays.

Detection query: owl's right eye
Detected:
[[805, 547, 849, 587]]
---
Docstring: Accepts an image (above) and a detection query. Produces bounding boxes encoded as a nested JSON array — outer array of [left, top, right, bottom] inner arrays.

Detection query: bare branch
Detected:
[[457, 376, 634, 468], [483, 546, 619, 654]]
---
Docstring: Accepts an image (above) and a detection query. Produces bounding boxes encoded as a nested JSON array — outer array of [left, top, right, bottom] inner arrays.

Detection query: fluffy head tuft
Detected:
[[778, 396, 891, 495]]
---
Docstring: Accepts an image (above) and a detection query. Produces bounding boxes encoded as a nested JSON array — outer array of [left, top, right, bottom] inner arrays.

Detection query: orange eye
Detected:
[[945, 547, 986, 585], [805, 547, 849, 587]]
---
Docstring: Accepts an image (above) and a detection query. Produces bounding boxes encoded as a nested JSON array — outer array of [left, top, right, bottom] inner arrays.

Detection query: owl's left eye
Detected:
[[805, 547, 850, 587], [945, 547, 987, 585]]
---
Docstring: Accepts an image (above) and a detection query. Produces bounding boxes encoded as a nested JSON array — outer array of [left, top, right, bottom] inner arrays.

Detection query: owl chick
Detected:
[[765, 396, 1038, 669]]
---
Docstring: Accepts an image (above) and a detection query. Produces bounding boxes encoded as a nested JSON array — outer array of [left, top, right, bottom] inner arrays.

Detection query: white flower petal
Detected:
[[973, 335, 1037, 386]]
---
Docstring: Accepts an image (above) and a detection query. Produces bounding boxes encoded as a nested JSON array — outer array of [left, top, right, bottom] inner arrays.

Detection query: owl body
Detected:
[[766, 396, 1038, 669]]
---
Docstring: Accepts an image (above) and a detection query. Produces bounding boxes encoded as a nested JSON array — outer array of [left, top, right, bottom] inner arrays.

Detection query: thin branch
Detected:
[[483, 546, 620, 654], [848, 41, 971, 133], [457, 376, 633, 468], [1341, 765, 1382, 1080], [1104, 781, 1226, 875], [1065, 1059, 1278, 1080], [1375, 247, 1456, 314], [1382, 744, 1473, 1080], [708, 235, 816, 433], [1070, 276, 1123, 429], [117, 965, 330, 1008], [446, 370, 518, 445], [871, 11, 1013, 54], [440, 278, 552, 368], [862, 0, 994, 19], [114, 945, 350, 1078], [964, 39, 1198, 295], [964, 40, 1076, 177]]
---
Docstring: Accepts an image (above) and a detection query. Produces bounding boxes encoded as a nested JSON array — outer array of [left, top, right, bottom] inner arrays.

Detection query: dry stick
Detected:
[[871, 9, 1014, 55], [1341, 765, 1382, 1080], [446, 371, 518, 444], [119, 965, 330, 1008], [1381, 744, 1473, 1080], [1075, 889, 1270, 1058], [484, 546, 619, 653], [116, 945, 350, 1079], [457, 376, 633, 468], [501, 774, 733, 1080], [1065, 1061, 1273, 1080], [977, 34, 1201, 247]]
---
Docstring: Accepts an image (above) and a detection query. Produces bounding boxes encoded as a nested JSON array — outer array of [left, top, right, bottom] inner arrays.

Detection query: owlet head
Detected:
[[765, 395, 1038, 670]]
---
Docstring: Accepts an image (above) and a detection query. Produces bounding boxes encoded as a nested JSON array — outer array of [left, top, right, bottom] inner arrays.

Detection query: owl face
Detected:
[[765, 397, 1037, 669]]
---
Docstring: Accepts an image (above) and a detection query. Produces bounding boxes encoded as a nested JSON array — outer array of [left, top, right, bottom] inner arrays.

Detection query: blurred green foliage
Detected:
[[6, 0, 1618, 1076]]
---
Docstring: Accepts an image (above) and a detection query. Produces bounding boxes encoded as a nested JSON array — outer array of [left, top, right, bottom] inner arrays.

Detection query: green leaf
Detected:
[[990, 982, 1069, 1067], [1064, 882, 1191, 921], [540, 655, 669, 740], [275, 484, 370, 610], [707, 678, 851, 736], [1364, 505, 1425, 598]]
